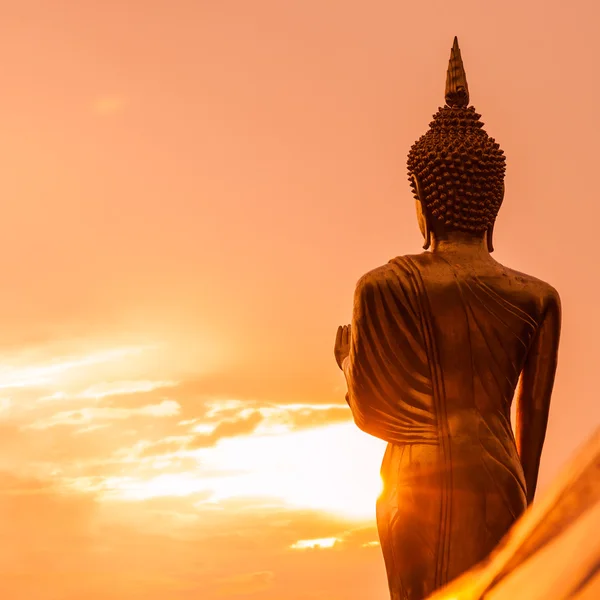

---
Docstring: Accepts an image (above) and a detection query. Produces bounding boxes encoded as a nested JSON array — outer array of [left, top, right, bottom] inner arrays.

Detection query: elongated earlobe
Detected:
[[487, 183, 503, 253], [412, 175, 431, 250], [423, 216, 431, 250], [487, 222, 495, 253]]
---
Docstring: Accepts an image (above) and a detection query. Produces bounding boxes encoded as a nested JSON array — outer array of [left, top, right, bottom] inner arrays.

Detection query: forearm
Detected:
[[341, 354, 371, 430], [342, 356, 350, 377], [341, 355, 383, 437], [516, 405, 550, 504]]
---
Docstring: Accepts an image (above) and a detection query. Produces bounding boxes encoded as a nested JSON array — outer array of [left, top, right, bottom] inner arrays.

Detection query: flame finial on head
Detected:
[[445, 36, 469, 108]]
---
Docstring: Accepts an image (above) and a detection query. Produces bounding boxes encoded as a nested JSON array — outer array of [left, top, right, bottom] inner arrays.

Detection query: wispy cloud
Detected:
[[291, 537, 338, 549], [0, 346, 151, 390], [188, 412, 263, 449], [124, 402, 353, 458], [25, 399, 180, 430], [36, 380, 177, 403], [203, 400, 245, 418], [137, 437, 190, 458], [291, 528, 380, 551], [73, 424, 110, 435], [198, 402, 350, 437]]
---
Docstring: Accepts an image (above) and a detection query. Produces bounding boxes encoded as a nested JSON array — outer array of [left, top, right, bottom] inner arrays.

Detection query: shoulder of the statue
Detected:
[[539, 279, 561, 317], [354, 253, 428, 295], [387, 252, 435, 275], [497, 262, 561, 312], [354, 265, 390, 295]]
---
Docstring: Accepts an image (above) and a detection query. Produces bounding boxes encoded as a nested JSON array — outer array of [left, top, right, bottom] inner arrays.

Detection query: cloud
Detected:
[[73, 423, 111, 435], [188, 412, 263, 449], [25, 399, 181, 429], [169, 372, 335, 408], [290, 537, 338, 549], [282, 405, 350, 429], [289, 526, 380, 552], [139, 437, 189, 458], [0, 345, 152, 392], [36, 380, 177, 402], [204, 400, 246, 419], [126, 402, 353, 463]]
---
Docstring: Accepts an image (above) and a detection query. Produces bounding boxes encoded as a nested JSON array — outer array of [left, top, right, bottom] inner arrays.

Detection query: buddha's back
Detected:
[[369, 251, 558, 598], [408, 251, 554, 442]]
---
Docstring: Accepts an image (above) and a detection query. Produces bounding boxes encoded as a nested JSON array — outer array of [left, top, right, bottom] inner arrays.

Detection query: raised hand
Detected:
[[334, 324, 352, 370]]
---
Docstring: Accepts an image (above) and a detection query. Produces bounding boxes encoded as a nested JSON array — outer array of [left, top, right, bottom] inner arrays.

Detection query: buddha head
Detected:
[[407, 37, 506, 251]]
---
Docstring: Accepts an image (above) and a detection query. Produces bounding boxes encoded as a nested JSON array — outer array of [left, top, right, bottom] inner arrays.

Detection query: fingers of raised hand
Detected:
[[335, 325, 343, 349]]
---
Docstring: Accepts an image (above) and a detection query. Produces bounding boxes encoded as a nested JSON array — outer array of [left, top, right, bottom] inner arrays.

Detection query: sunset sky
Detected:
[[0, 1, 599, 598]]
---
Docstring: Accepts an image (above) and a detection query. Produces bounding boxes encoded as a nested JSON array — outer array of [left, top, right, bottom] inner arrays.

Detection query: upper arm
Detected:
[[349, 272, 378, 353], [347, 274, 372, 379], [353, 273, 375, 315], [517, 286, 561, 417], [514, 285, 561, 500]]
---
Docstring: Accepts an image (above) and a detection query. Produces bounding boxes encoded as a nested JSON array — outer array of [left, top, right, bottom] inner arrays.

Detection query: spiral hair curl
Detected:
[[407, 38, 506, 235]]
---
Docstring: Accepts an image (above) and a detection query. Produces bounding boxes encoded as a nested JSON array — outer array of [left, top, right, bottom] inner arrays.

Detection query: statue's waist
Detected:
[[445, 409, 513, 440], [379, 410, 514, 447]]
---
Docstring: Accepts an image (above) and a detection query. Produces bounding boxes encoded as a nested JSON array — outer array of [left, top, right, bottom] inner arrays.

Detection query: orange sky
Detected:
[[0, 1, 598, 598]]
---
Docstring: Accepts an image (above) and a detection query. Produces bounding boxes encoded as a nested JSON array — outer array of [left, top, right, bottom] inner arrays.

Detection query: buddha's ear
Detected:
[[412, 174, 424, 204], [486, 221, 495, 253], [412, 175, 431, 250], [487, 183, 504, 253]]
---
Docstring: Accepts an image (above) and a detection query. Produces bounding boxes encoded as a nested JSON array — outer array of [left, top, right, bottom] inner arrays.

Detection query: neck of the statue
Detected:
[[429, 231, 489, 257]]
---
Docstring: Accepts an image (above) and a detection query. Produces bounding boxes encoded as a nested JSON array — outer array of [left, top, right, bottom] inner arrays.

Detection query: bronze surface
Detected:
[[334, 38, 561, 600]]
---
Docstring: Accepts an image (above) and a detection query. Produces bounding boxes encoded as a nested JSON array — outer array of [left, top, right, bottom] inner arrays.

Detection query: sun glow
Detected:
[[93, 422, 386, 520]]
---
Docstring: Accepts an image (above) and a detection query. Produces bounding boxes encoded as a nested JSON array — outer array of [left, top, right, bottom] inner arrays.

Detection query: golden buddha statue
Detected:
[[334, 37, 561, 600]]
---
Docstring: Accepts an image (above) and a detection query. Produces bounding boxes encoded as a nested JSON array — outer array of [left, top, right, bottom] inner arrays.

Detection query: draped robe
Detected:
[[343, 253, 540, 600]]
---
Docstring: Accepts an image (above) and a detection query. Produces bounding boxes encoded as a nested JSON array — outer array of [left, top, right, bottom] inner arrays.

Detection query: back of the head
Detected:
[[407, 38, 506, 238]]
